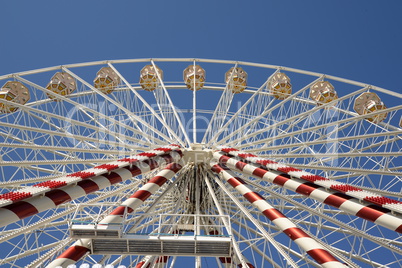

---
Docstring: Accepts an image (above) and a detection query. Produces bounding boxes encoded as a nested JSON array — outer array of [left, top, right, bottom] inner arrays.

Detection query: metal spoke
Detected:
[[0, 58, 400, 267]]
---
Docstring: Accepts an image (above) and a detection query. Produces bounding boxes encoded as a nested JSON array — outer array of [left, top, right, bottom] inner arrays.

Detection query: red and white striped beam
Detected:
[[46, 239, 92, 268], [154, 256, 170, 268], [238, 262, 255, 268], [99, 162, 182, 225], [0, 145, 181, 207], [0, 150, 182, 228], [210, 162, 347, 268], [135, 255, 152, 268], [47, 162, 182, 268], [214, 151, 402, 234], [220, 147, 402, 214], [219, 257, 233, 268], [134, 256, 170, 268], [135, 260, 150, 268]]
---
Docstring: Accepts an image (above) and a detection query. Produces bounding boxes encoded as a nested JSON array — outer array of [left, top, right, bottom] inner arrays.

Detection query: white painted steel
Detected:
[[0, 59, 400, 267]]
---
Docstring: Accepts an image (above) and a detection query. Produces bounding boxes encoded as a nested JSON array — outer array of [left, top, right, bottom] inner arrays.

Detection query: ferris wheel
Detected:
[[0, 58, 401, 268]]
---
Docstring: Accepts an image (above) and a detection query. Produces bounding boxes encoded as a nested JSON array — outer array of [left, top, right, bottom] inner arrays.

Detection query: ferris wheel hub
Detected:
[[1, 58, 400, 267], [183, 144, 212, 164]]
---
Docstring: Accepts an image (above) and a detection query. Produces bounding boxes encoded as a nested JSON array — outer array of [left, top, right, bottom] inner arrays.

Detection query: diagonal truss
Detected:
[[0, 58, 401, 267]]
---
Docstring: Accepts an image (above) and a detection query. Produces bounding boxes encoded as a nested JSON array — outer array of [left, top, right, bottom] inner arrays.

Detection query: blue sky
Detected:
[[1, 1, 402, 267], [1, 0, 402, 97]]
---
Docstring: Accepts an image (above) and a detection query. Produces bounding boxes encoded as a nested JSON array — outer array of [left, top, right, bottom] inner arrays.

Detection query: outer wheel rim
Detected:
[[0, 58, 400, 267]]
